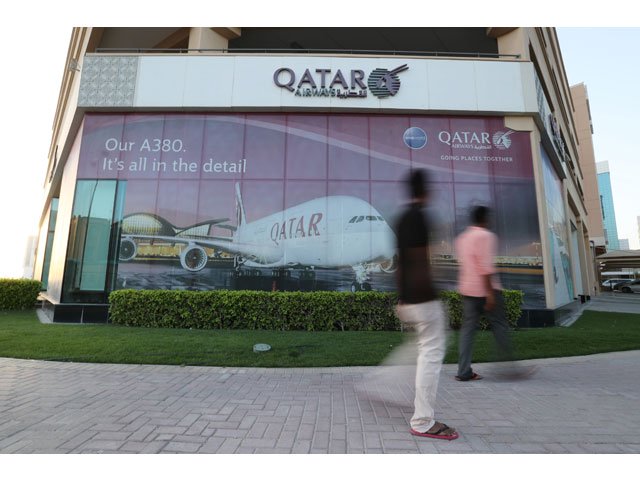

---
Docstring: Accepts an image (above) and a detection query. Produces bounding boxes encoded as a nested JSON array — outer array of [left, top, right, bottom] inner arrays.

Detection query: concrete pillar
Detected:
[[495, 28, 529, 60], [527, 128, 557, 309], [575, 218, 591, 297], [188, 28, 234, 52]]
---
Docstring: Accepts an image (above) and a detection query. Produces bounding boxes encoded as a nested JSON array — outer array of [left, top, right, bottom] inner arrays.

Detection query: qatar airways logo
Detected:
[[271, 213, 323, 245], [273, 64, 408, 99], [492, 131, 514, 150], [438, 129, 515, 150]]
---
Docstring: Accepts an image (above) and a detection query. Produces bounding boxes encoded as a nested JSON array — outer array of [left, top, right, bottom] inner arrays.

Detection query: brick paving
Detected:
[[1, 349, 639, 453]]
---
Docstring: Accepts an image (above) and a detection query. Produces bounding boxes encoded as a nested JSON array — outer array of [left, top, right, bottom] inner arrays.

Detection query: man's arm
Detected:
[[484, 274, 495, 311], [480, 232, 498, 311]]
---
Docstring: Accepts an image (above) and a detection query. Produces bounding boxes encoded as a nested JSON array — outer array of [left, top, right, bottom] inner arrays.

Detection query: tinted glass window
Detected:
[[63, 180, 125, 302]]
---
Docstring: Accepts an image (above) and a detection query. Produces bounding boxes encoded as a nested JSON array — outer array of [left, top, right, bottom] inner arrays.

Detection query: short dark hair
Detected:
[[405, 169, 430, 198], [471, 205, 491, 225]]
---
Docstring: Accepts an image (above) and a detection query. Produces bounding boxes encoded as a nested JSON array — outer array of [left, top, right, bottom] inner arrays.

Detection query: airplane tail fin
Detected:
[[235, 183, 246, 226]]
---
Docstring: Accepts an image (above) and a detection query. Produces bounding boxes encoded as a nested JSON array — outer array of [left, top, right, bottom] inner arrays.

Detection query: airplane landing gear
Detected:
[[351, 264, 374, 292], [350, 281, 372, 292], [233, 255, 247, 271]]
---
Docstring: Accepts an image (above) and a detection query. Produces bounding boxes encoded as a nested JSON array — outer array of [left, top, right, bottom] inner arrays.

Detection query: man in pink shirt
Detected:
[[454, 205, 513, 381]]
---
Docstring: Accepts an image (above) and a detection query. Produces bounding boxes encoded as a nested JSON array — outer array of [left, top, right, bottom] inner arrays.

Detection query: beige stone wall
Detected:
[[188, 28, 239, 51], [571, 83, 605, 245], [498, 28, 598, 303]]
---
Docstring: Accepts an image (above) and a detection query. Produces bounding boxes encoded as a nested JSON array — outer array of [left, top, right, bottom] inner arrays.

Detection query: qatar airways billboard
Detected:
[[77, 113, 545, 307]]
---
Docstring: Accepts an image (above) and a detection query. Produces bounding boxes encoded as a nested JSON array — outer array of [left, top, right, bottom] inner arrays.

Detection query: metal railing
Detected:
[[94, 47, 521, 59]]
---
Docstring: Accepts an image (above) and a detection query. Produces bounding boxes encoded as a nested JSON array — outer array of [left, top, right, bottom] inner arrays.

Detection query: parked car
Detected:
[[619, 280, 640, 293], [613, 280, 633, 291], [602, 278, 627, 289]]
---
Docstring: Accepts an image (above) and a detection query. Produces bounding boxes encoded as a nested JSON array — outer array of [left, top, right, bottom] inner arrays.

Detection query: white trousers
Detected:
[[396, 300, 447, 432]]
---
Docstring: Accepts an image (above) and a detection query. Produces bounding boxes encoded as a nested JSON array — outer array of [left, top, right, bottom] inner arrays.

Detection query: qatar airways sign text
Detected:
[[438, 129, 515, 150], [273, 64, 408, 99]]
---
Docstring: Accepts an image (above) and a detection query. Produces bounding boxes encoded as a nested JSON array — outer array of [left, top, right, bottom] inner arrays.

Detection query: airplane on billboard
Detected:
[[119, 184, 397, 291]]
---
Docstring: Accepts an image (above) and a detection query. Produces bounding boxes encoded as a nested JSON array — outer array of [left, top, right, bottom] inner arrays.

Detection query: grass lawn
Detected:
[[1, 309, 639, 367], [444, 310, 640, 364]]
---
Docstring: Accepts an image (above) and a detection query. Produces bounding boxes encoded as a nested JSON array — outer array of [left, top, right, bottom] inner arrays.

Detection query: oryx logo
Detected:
[[403, 127, 427, 149], [367, 64, 409, 98], [492, 130, 514, 150]]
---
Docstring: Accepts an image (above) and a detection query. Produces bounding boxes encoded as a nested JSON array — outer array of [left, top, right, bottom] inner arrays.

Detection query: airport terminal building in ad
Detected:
[[34, 28, 598, 325]]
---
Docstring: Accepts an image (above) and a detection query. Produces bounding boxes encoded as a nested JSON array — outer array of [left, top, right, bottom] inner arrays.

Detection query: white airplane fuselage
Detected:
[[233, 195, 396, 269]]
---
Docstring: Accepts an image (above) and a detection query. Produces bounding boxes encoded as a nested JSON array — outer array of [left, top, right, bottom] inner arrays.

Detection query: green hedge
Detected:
[[440, 289, 524, 330], [0, 279, 42, 310], [109, 289, 523, 331]]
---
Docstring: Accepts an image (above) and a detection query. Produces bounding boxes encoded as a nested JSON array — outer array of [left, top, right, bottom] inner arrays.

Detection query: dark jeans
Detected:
[[457, 290, 513, 379]]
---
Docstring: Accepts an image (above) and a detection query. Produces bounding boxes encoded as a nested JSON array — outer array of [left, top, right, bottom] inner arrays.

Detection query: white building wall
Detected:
[[80, 54, 538, 115]]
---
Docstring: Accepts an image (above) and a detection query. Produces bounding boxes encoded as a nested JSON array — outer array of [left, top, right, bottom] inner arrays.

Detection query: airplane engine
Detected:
[[380, 254, 398, 273], [180, 244, 209, 272], [119, 237, 137, 262]]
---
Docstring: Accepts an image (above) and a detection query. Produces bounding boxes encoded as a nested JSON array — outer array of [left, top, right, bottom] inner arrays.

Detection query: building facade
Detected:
[[34, 28, 597, 325], [570, 83, 606, 253], [596, 161, 621, 250]]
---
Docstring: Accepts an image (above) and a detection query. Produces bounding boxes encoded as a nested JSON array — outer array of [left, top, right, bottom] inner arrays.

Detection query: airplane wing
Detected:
[[121, 233, 280, 264], [122, 213, 231, 237]]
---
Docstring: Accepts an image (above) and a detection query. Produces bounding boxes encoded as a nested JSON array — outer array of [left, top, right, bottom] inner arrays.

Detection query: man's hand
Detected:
[[483, 274, 495, 311], [484, 291, 495, 311]]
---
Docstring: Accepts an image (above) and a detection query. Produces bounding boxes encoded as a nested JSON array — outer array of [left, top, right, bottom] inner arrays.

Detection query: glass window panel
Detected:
[[197, 180, 236, 232], [117, 114, 165, 180], [285, 115, 328, 180], [370, 180, 404, 229], [47, 198, 59, 231], [156, 179, 200, 229], [285, 180, 326, 209], [453, 182, 493, 236], [202, 116, 246, 182], [241, 180, 285, 222], [406, 116, 454, 183], [107, 181, 127, 293], [63, 180, 119, 301], [41, 199, 59, 290], [242, 115, 286, 180], [493, 182, 540, 257], [327, 115, 370, 180], [426, 182, 455, 254], [79, 181, 117, 290], [369, 116, 411, 181], [158, 114, 205, 181], [77, 115, 126, 179]]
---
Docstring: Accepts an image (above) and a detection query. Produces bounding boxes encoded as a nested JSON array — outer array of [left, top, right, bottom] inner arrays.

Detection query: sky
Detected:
[[0, 23, 71, 279], [1, 2, 638, 280], [557, 27, 640, 250]]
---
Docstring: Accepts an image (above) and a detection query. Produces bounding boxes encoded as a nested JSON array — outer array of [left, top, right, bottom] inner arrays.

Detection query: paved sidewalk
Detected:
[[559, 292, 640, 326], [1, 350, 639, 454], [585, 292, 640, 314]]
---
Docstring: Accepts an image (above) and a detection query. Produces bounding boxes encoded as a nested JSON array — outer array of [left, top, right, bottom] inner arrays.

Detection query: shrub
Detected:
[[109, 289, 523, 331], [0, 279, 42, 310], [503, 289, 525, 328], [441, 289, 523, 330]]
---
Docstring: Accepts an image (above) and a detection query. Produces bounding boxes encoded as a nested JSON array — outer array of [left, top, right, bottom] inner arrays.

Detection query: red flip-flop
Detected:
[[410, 422, 459, 441]]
